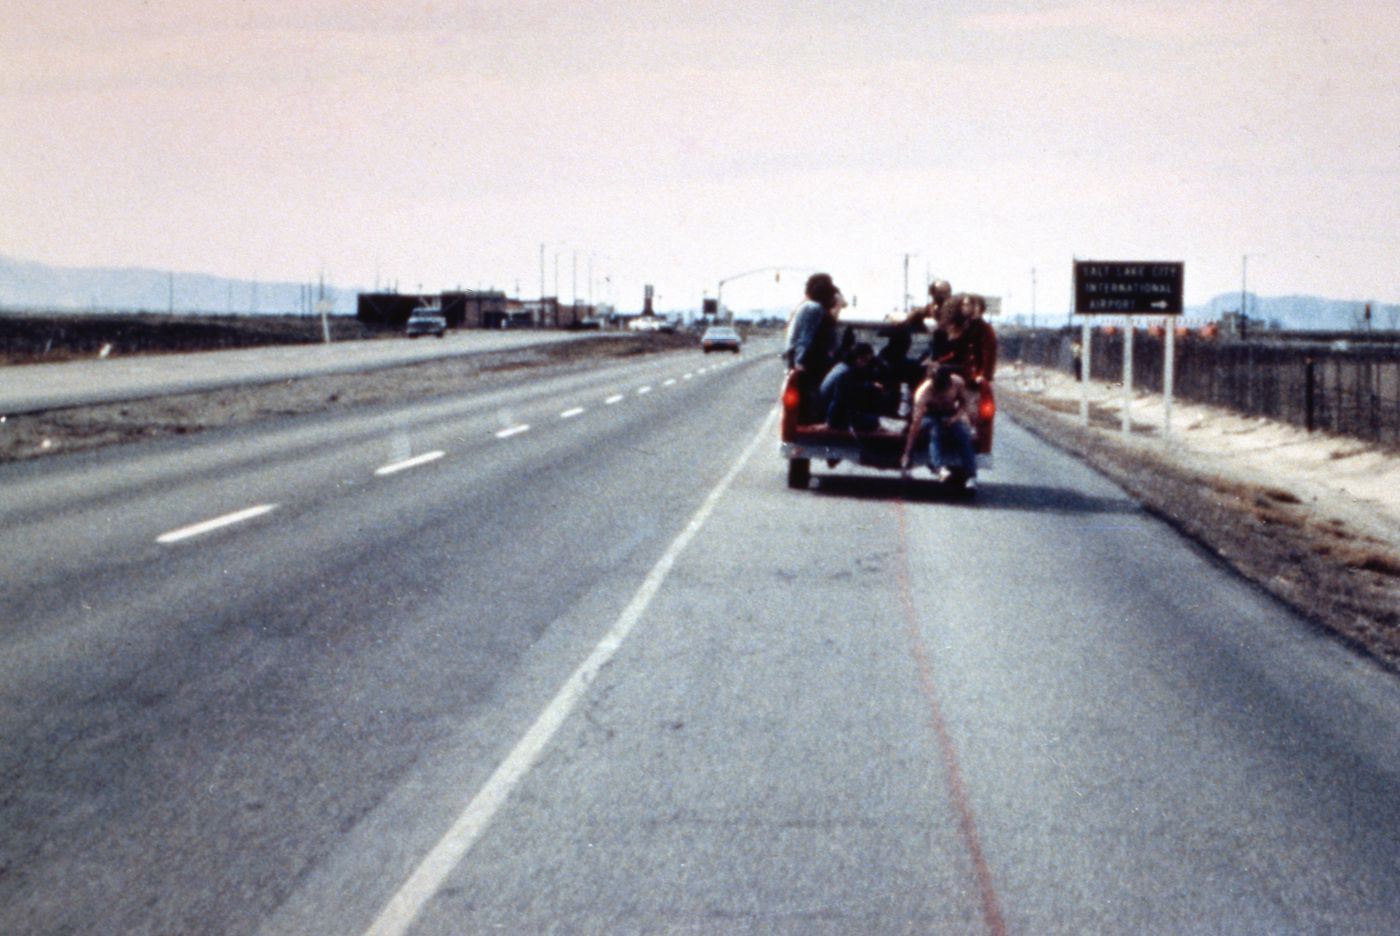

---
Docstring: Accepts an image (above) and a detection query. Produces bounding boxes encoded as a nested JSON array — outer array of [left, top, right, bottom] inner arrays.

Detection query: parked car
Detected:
[[629, 316, 676, 334], [701, 325, 742, 354], [405, 308, 447, 338]]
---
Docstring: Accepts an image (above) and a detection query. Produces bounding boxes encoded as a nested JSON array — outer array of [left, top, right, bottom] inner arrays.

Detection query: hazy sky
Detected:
[[3, 1, 1397, 317]]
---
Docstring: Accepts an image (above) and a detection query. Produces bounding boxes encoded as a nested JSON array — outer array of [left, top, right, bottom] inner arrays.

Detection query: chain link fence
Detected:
[[1001, 328, 1400, 447]]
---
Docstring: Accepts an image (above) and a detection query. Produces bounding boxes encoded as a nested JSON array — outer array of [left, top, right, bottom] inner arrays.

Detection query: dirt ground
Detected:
[[0, 333, 694, 461], [4, 339, 1397, 672]]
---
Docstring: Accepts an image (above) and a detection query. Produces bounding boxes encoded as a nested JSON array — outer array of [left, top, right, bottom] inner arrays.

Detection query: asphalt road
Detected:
[[2, 340, 1398, 934]]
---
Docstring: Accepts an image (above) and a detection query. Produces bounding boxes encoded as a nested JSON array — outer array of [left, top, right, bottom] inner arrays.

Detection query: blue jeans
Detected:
[[923, 418, 977, 476]]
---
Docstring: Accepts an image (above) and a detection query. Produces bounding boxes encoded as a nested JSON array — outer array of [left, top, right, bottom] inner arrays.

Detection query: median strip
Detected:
[[375, 451, 446, 476], [156, 504, 278, 544]]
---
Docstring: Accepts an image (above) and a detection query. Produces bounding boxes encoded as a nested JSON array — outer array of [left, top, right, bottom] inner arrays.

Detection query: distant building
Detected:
[[357, 289, 508, 330], [357, 293, 438, 330], [442, 290, 507, 329]]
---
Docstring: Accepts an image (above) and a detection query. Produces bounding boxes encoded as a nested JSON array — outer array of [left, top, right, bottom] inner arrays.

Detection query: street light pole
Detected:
[[716, 265, 817, 324], [902, 253, 919, 315], [1241, 254, 1248, 324]]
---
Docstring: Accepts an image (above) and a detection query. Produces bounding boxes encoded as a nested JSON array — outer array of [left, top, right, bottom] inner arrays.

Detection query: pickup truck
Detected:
[[778, 366, 995, 491]]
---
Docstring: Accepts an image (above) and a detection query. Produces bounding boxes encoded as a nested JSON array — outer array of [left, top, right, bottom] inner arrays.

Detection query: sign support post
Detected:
[[1163, 317, 1175, 441], [1072, 260, 1184, 441], [1080, 318, 1092, 426], [316, 299, 334, 344], [1122, 317, 1134, 436]]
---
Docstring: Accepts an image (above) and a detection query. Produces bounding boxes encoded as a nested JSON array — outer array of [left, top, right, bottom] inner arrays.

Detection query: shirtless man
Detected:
[[900, 363, 977, 485]]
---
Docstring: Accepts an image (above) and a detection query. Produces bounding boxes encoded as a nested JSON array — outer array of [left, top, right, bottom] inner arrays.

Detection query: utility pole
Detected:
[[1241, 254, 1248, 325], [318, 273, 330, 343], [1031, 267, 1037, 328], [902, 253, 919, 315]]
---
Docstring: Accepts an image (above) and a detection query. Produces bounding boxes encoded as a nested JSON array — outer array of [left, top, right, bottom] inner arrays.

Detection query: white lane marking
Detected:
[[683, 373, 694, 380], [663, 378, 677, 387], [361, 408, 779, 936], [637, 386, 652, 395], [495, 425, 530, 439], [605, 394, 624, 405], [559, 407, 585, 419], [375, 451, 446, 476], [157, 504, 278, 544]]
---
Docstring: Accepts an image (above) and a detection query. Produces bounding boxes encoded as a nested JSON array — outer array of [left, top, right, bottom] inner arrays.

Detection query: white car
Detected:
[[405, 309, 447, 338]]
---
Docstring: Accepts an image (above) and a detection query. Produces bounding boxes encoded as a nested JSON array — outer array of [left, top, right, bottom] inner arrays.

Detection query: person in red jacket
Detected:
[[928, 293, 997, 390]]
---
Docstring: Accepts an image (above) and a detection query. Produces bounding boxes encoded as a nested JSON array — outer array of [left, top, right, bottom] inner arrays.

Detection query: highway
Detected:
[[2, 338, 1399, 934]]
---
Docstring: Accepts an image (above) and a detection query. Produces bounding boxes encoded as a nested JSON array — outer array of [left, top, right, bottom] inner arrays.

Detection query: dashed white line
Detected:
[[375, 451, 446, 476], [637, 386, 652, 395], [157, 504, 278, 544], [495, 424, 531, 439], [663, 378, 677, 386], [683, 373, 695, 380], [559, 407, 585, 419], [605, 394, 624, 405], [359, 408, 778, 936]]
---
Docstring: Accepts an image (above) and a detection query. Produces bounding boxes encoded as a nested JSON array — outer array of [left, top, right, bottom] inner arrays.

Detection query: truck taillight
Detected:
[[978, 396, 996, 421], [783, 386, 801, 410]]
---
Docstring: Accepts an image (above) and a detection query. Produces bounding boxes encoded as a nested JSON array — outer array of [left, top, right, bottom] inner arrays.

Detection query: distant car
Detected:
[[628, 316, 676, 334], [405, 309, 447, 338], [701, 326, 742, 354]]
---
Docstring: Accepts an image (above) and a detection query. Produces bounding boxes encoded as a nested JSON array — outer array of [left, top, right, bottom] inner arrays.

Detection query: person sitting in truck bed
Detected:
[[784, 273, 844, 423], [820, 342, 885, 432], [927, 293, 997, 390], [895, 279, 952, 337], [901, 363, 977, 484], [873, 326, 924, 417]]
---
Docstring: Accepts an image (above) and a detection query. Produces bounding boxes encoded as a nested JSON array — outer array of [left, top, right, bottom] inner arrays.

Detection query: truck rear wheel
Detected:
[[786, 458, 811, 489]]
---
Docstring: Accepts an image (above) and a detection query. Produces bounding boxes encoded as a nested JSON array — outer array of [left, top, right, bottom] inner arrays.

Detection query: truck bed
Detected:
[[778, 368, 994, 489]]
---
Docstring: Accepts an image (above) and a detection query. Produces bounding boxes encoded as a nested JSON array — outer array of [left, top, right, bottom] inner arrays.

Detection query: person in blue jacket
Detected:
[[784, 273, 843, 422]]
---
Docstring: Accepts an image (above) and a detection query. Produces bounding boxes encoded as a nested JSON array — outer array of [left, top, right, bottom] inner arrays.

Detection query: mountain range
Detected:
[[1, 253, 1395, 330], [0, 254, 361, 316]]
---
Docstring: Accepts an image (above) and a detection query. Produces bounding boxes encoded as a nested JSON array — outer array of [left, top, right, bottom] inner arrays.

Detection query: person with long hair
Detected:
[[927, 292, 997, 388], [784, 272, 844, 422]]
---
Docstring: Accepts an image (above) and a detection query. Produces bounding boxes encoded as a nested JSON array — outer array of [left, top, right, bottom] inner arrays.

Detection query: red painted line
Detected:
[[896, 499, 1008, 936]]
